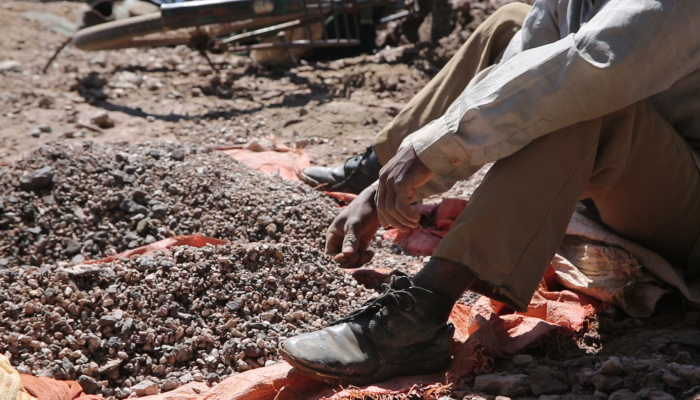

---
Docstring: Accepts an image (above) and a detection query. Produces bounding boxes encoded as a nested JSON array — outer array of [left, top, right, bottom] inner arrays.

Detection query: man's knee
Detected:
[[488, 2, 531, 25]]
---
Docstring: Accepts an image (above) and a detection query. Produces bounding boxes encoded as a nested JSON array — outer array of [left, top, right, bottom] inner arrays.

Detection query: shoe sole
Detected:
[[299, 172, 326, 190], [280, 348, 451, 386]]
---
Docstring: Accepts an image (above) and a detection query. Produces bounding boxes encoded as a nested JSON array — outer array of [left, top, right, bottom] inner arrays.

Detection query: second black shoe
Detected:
[[301, 147, 382, 194]]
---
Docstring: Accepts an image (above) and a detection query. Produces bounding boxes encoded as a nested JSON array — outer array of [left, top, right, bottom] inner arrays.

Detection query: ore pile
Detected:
[[1, 242, 373, 398], [0, 141, 339, 267]]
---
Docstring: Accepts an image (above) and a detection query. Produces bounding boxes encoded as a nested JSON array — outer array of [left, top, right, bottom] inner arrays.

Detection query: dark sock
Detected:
[[412, 257, 478, 303]]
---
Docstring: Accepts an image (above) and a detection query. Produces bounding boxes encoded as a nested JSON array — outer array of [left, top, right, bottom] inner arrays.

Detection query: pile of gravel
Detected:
[[1, 242, 373, 398], [0, 141, 339, 267]]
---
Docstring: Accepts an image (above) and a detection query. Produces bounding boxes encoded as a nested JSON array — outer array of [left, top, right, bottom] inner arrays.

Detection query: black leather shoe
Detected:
[[280, 276, 454, 386], [301, 147, 382, 194]]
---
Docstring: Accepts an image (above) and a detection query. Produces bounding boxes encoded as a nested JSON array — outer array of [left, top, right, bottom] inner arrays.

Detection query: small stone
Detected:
[[29, 128, 41, 138], [98, 359, 122, 374], [647, 390, 674, 400], [474, 373, 530, 397], [592, 373, 623, 393], [77, 375, 100, 394], [600, 356, 624, 376], [71, 254, 85, 265], [0, 60, 21, 73], [512, 354, 534, 365], [608, 389, 640, 400], [530, 366, 570, 395], [169, 149, 185, 161], [161, 380, 180, 392], [131, 380, 159, 396], [90, 112, 115, 129], [661, 371, 681, 387], [20, 166, 54, 190], [66, 240, 82, 256]]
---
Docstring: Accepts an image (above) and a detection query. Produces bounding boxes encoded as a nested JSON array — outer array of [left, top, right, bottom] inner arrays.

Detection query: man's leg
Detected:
[[301, 2, 531, 193], [282, 99, 700, 385], [373, 2, 531, 165], [419, 100, 700, 310]]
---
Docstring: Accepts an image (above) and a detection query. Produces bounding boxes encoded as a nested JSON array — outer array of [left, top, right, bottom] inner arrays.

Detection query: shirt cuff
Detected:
[[411, 118, 469, 175]]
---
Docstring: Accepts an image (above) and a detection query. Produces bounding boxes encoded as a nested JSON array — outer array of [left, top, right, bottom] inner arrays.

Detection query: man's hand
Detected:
[[376, 145, 434, 231], [326, 186, 381, 269]]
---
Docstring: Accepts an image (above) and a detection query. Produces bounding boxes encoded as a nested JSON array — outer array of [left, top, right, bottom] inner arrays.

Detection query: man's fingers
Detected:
[[395, 192, 419, 227], [376, 176, 391, 229], [325, 230, 344, 256], [341, 219, 362, 255], [385, 181, 417, 231]]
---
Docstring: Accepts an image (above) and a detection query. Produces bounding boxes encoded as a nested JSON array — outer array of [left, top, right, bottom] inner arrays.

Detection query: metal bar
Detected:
[[340, 0, 352, 40], [161, 0, 305, 30], [220, 19, 304, 44], [380, 9, 409, 24], [227, 38, 360, 50], [331, 0, 341, 40], [302, 0, 315, 45], [352, 0, 361, 42], [316, 0, 329, 41]]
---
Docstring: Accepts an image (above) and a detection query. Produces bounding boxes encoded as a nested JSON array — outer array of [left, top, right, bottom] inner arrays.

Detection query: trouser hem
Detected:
[[431, 256, 529, 312]]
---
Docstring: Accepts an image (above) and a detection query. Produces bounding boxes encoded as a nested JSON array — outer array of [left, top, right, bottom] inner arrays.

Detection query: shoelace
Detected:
[[332, 276, 416, 325]]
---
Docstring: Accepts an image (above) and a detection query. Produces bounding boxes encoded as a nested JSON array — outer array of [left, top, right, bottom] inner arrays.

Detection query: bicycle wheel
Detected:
[[72, 12, 166, 51]]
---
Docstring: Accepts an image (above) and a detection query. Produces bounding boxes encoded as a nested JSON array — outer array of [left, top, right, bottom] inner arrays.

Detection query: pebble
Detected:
[[0, 59, 21, 73], [19, 166, 54, 191], [1, 242, 372, 398], [0, 142, 338, 266], [474, 373, 530, 397], [90, 112, 115, 129], [512, 354, 533, 365], [600, 356, 625, 376], [131, 380, 158, 396]]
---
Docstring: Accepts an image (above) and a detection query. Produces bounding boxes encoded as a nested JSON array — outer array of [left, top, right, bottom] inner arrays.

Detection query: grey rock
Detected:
[[19, 166, 54, 190], [131, 379, 159, 396], [600, 356, 624, 376], [98, 358, 122, 374], [65, 240, 82, 256], [592, 373, 623, 393], [169, 149, 186, 161], [120, 199, 148, 214], [77, 375, 100, 394], [608, 389, 640, 400], [513, 354, 534, 365], [0, 60, 21, 73], [530, 366, 571, 395], [90, 112, 115, 129], [474, 373, 530, 397]]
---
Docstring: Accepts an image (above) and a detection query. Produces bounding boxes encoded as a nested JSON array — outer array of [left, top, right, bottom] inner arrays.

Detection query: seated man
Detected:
[[283, 0, 700, 386]]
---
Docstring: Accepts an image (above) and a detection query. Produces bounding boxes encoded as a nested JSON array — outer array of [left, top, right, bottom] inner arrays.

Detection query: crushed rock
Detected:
[[0, 141, 339, 267], [1, 242, 373, 398]]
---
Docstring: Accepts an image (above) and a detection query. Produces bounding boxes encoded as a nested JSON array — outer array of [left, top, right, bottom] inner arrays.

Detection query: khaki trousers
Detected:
[[372, 3, 700, 311]]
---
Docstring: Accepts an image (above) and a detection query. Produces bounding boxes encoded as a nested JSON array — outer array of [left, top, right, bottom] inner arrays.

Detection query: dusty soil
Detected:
[[1, 1, 700, 400]]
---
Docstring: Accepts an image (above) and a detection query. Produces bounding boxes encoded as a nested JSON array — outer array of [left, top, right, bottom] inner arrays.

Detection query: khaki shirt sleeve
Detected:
[[412, 0, 700, 174]]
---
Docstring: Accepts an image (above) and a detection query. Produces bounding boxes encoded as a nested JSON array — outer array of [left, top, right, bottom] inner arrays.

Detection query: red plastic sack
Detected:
[[383, 198, 469, 256], [216, 136, 310, 181], [19, 374, 102, 400]]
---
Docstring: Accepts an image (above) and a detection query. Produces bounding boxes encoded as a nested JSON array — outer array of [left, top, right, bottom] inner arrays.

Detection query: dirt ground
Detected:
[[2, 1, 700, 399], [0, 0, 432, 169]]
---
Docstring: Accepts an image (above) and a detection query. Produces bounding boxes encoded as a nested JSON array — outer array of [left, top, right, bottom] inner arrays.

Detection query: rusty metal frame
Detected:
[[216, 0, 364, 52]]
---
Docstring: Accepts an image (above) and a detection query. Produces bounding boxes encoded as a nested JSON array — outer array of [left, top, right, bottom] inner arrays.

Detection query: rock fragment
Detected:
[[19, 166, 54, 190], [474, 373, 530, 397]]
